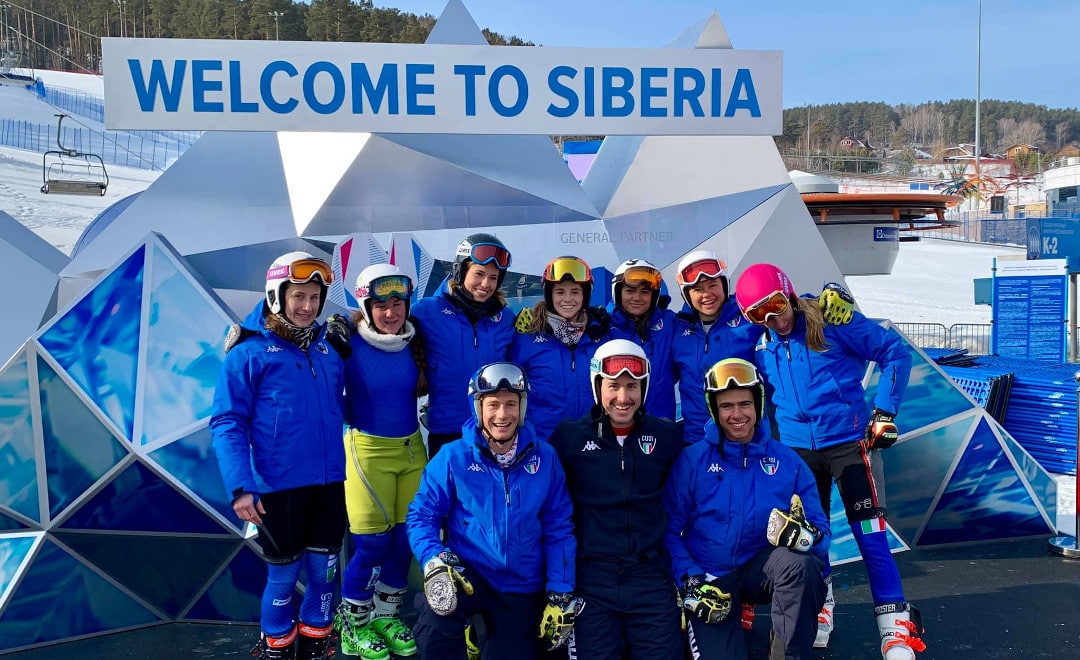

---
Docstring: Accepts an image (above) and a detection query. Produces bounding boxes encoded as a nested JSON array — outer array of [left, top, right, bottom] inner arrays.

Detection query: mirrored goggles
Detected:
[[544, 256, 592, 283], [593, 354, 649, 380], [467, 243, 512, 270], [705, 359, 761, 392], [678, 259, 726, 287], [743, 291, 790, 325], [357, 275, 413, 302], [266, 259, 334, 285], [475, 362, 528, 394], [618, 266, 663, 291]]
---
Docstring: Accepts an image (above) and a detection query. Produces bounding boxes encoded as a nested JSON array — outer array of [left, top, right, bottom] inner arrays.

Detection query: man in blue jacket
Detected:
[[664, 358, 828, 660], [211, 252, 351, 660], [407, 362, 579, 660]]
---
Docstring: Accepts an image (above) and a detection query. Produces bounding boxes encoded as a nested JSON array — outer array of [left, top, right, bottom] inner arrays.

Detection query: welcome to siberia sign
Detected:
[[102, 38, 782, 135]]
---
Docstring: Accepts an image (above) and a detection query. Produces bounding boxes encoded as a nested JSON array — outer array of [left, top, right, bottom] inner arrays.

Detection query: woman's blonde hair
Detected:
[[794, 296, 829, 353]]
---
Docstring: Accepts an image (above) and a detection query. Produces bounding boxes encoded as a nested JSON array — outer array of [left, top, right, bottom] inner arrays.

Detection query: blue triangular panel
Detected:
[[37, 356, 128, 518], [921, 418, 1052, 545], [140, 244, 229, 445], [996, 425, 1058, 526], [0, 534, 38, 610], [147, 427, 237, 528], [183, 545, 266, 622], [0, 540, 159, 650], [38, 246, 144, 440], [865, 342, 976, 436], [60, 461, 225, 534], [883, 414, 977, 543], [826, 483, 907, 566], [0, 350, 40, 522], [581, 136, 645, 215], [0, 509, 30, 530]]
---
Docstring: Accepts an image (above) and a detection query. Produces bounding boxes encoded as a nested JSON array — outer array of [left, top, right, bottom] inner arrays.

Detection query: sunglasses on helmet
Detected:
[[357, 275, 413, 302], [742, 291, 790, 325], [678, 258, 726, 287], [474, 362, 528, 395], [593, 354, 649, 380], [465, 243, 512, 270], [266, 259, 334, 285], [619, 266, 662, 291], [705, 359, 761, 392], [544, 256, 592, 283]]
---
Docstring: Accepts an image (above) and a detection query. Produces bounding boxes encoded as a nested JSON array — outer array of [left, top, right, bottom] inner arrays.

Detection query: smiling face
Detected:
[[600, 373, 642, 427], [551, 282, 585, 320], [713, 388, 757, 443], [620, 283, 654, 319], [463, 262, 501, 302], [688, 277, 726, 321], [282, 281, 323, 327], [480, 390, 521, 449], [370, 297, 407, 335]]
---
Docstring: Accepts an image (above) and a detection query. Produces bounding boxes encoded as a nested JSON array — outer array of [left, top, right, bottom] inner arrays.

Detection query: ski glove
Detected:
[[865, 409, 899, 449], [585, 305, 612, 341], [819, 282, 855, 325], [681, 574, 732, 624], [423, 551, 474, 615], [539, 591, 585, 650], [514, 307, 534, 334], [767, 494, 823, 552], [324, 314, 352, 358]]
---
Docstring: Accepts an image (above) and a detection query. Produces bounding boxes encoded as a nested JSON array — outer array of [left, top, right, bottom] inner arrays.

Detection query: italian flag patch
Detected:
[[860, 518, 887, 534]]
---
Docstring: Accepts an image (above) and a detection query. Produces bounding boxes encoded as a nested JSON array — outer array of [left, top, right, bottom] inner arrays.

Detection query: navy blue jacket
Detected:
[[344, 329, 419, 438], [607, 305, 678, 421], [211, 303, 346, 499]]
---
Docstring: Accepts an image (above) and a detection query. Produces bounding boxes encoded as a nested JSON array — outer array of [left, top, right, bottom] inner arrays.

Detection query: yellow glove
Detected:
[[682, 575, 732, 624], [538, 592, 584, 650], [423, 551, 474, 615], [766, 494, 822, 552], [514, 306, 534, 334], [819, 282, 854, 325]]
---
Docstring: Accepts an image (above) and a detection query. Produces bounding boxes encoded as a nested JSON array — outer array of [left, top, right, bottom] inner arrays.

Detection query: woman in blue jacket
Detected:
[[406, 363, 579, 659], [336, 264, 426, 660], [510, 256, 609, 442], [211, 252, 347, 660], [735, 263, 925, 660], [607, 259, 678, 420], [411, 234, 516, 456]]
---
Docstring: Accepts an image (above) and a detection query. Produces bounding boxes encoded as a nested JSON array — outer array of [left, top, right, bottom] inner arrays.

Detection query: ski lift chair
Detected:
[[41, 114, 108, 196]]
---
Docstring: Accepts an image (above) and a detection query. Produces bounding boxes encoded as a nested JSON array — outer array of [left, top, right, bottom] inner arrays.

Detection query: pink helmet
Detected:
[[734, 263, 796, 314]]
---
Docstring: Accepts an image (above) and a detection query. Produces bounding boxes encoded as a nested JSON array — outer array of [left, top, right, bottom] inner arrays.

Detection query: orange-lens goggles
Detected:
[[267, 259, 334, 285], [620, 266, 662, 291], [705, 359, 761, 392], [595, 354, 649, 380], [545, 256, 592, 283], [743, 291, 790, 325], [678, 259, 726, 286], [357, 275, 412, 302], [469, 243, 512, 269]]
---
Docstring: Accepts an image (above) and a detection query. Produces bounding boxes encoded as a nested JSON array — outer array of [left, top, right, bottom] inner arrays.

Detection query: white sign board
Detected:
[[996, 259, 1067, 277], [102, 38, 782, 135]]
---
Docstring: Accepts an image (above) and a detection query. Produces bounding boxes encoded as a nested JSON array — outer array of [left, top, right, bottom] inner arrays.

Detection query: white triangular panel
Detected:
[[0, 211, 67, 365], [278, 132, 372, 234]]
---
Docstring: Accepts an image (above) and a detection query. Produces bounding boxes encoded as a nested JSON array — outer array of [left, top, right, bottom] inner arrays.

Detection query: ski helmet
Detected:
[[675, 250, 728, 307], [468, 362, 529, 430], [542, 256, 593, 314], [611, 259, 663, 315], [452, 233, 512, 288], [590, 339, 650, 405], [354, 263, 414, 327], [734, 263, 796, 325], [704, 358, 766, 428], [264, 251, 333, 316]]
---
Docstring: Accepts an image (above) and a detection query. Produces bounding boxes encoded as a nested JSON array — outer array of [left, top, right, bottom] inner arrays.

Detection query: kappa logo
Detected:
[[524, 455, 541, 474], [582, 440, 600, 452], [266, 345, 283, 353], [759, 456, 779, 476], [681, 328, 693, 337], [707, 463, 722, 473], [534, 334, 548, 343], [467, 463, 483, 472], [316, 343, 329, 354], [441, 308, 456, 316], [639, 435, 657, 455]]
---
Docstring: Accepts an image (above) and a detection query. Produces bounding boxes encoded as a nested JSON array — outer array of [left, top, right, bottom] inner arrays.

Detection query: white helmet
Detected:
[[675, 250, 728, 307], [590, 339, 650, 405], [611, 259, 663, 315], [264, 251, 333, 316], [355, 263, 414, 326]]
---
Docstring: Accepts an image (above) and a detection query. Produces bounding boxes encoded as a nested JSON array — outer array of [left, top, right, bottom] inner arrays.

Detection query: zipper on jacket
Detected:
[[704, 325, 710, 354], [473, 325, 478, 348], [741, 442, 749, 470], [306, 351, 316, 377], [570, 345, 577, 371], [503, 470, 511, 505]]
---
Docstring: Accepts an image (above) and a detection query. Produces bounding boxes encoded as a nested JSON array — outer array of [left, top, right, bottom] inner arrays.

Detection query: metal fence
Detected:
[[37, 85, 203, 148], [894, 322, 993, 355], [0, 118, 188, 171], [918, 213, 1027, 246]]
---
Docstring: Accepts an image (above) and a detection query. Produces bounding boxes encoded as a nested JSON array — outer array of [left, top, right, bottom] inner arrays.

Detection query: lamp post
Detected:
[[268, 11, 284, 41]]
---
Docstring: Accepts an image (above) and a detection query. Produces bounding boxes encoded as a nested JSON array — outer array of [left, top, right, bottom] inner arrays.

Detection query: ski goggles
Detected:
[[593, 354, 649, 380], [705, 359, 761, 392], [266, 259, 334, 285], [356, 274, 413, 302], [678, 258, 726, 287], [742, 291, 790, 325], [617, 266, 663, 291], [544, 256, 592, 283], [474, 362, 529, 395], [462, 243, 512, 270]]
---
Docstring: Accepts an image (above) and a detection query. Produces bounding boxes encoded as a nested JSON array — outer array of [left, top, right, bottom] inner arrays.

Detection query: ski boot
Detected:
[[251, 625, 297, 660], [876, 603, 927, 660], [814, 576, 835, 648], [336, 601, 390, 660], [371, 584, 417, 657], [297, 622, 336, 660]]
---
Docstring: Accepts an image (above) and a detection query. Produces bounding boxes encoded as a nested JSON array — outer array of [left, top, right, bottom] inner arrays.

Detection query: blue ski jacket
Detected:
[[411, 280, 515, 436], [607, 304, 678, 421], [753, 309, 911, 451], [663, 420, 830, 581], [673, 299, 763, 443], [211, 302, 347, 500], [344, 328, 420, 438], [406, 419, 576, 594]]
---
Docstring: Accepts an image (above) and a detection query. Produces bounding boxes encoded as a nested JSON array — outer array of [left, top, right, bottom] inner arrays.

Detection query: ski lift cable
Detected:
[[8, 26, 95, 75], [46, 109, 165, 170], [2, 1, 102, 41]]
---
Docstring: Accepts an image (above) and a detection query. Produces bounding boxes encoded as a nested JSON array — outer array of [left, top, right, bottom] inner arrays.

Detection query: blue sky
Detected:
[[383, 0, 1080, 109]]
